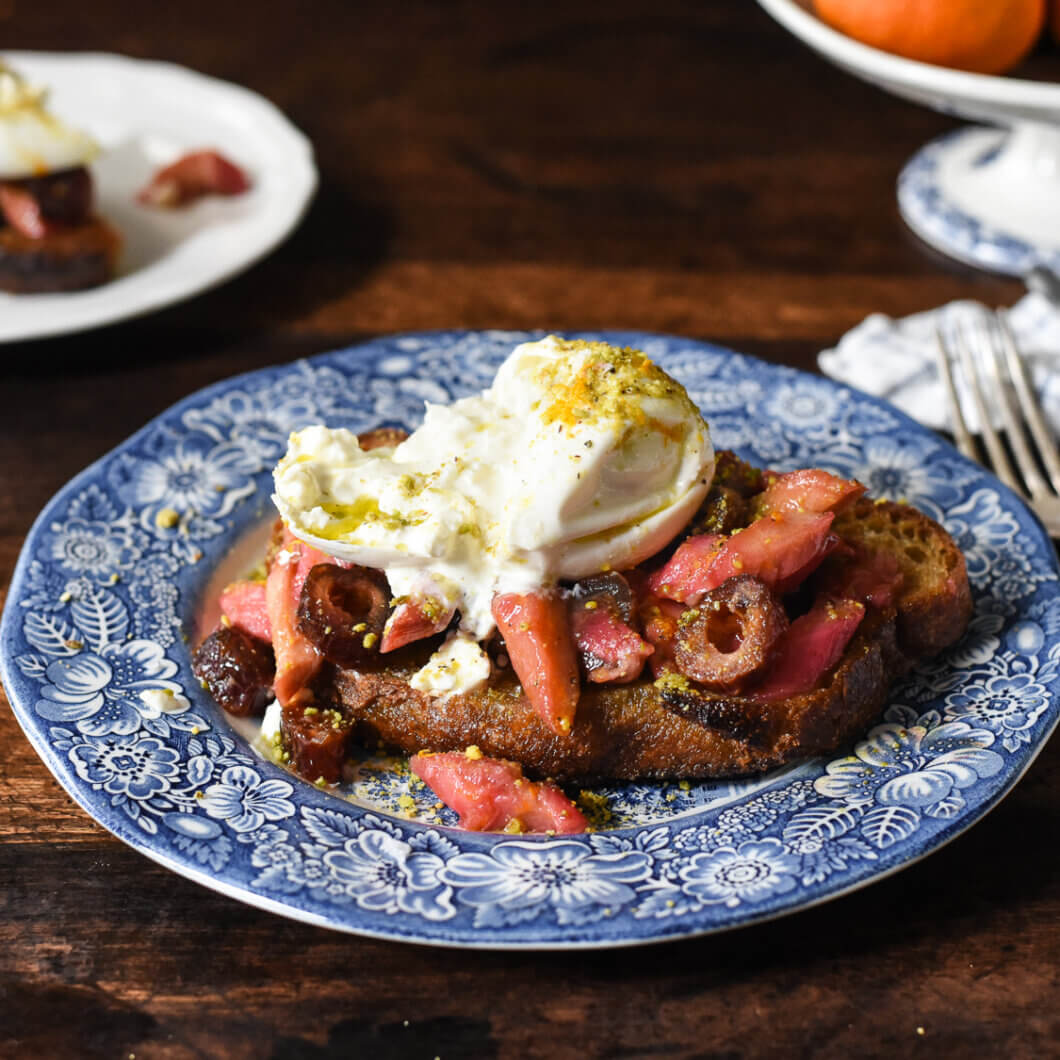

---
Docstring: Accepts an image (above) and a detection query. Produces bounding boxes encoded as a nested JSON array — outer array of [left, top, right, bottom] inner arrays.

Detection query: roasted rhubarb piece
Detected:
[[753, 468, 865, 518], [381, 597, 454, 653], [0, 183, 59, 238], [266, 530, 332, 708], [569, 573, 653, 684], [647, 534, 723, 604], [492, 591, 580, 734], [752, 597, 866, 703], [701, 511, 840, 596], [219, 580, 271, 642], [410, 750, 588, 833], [651, 512, 838, 605], [815, 546, 904, 611], [138, 150, 250, 208]]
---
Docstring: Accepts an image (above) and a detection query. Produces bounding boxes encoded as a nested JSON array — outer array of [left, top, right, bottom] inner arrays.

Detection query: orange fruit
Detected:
[[814, 0, 1046, 75]]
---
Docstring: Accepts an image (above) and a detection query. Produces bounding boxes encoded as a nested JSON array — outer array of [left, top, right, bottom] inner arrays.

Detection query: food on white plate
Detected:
[[193, 337, 973, 834], [138, 149, 250, 208], [0, 62, 120, 293]]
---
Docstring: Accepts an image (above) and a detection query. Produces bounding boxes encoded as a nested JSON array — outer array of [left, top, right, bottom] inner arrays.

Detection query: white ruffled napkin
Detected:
[[818, 292, 1060, 435]]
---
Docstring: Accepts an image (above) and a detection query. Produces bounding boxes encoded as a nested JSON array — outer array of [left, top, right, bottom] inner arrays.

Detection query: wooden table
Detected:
[[2, 2, 1056, 1057]]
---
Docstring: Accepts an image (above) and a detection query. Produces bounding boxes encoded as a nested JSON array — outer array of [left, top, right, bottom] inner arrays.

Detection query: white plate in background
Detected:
[[0, 51, 317, 342]]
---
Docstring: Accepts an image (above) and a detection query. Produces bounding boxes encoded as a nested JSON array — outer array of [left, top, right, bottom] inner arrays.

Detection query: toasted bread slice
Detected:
[[328, 498, 971, 782], [0, 216, 120, 293], [834, 497, 971, 660]]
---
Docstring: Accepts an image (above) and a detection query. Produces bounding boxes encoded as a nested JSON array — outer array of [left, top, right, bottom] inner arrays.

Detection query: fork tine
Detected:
[[981, 314, 1050, 499], [955, 322, 1023, 494], [996, 311, 1060, 494], [934, 326, 979, 464]]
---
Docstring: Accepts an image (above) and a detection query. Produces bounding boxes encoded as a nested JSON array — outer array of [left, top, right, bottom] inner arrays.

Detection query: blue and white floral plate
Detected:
[[3, 331, 1059, 949]]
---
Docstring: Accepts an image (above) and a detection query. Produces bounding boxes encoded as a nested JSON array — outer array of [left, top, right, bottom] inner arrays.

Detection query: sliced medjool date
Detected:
[[569, 571, 635, 623], [281, 703, 353, 783], [673, 574, 788, 692], [689, 485, 750, 536], [192, 626, 275, 717], [296, 564, 389, 667]]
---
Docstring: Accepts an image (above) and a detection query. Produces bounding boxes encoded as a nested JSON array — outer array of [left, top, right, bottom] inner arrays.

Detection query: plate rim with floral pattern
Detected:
[[2, 329, 1058, 949]]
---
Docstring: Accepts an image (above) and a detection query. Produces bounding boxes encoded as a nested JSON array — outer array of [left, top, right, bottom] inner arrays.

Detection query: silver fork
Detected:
[[935, 311, 1060, 537]]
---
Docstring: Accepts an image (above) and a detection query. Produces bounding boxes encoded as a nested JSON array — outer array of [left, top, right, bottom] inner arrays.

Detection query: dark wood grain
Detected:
[[1, 2, 1056, 1057]]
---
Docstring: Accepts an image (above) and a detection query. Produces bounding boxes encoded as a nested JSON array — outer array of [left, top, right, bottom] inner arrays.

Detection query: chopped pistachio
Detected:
[[154, 507, 180, 530], [654, 671, 691, 694]]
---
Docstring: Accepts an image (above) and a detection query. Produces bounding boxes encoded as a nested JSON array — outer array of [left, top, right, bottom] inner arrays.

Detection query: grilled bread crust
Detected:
[[0, 216, 120, 293], [326, 498, 972, 782]]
